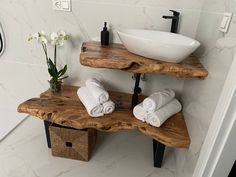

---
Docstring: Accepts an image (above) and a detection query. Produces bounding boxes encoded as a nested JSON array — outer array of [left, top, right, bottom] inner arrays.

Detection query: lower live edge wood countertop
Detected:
[[18, 85, 190, 148]]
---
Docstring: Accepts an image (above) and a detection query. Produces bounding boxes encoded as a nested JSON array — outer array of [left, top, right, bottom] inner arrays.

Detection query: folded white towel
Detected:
[[77, 87, 104, 117], [133, 103, 147, 122], [103, 100, 115, 114], [146, 99, 182, 127], [86, 78, 104, 89], [86, 78, 109, 104], [143, 89, 175, 113]]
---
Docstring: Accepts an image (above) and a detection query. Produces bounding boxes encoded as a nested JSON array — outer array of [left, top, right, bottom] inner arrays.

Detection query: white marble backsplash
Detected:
[[77, 0, 205, 10], [176, 0, 236, 177]]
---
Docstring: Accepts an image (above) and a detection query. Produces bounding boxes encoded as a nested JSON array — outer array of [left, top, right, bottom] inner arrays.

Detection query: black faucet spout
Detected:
[[162, 10, 180, 33], [162, 16, 177, 19]]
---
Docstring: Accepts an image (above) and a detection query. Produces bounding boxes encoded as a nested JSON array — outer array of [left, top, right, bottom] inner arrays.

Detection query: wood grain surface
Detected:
[[18, 85, 190, 148], [80, 41, 208, 79]]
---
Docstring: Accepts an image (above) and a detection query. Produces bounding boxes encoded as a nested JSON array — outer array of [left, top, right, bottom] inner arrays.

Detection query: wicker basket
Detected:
[[49, 125, 97, 161]]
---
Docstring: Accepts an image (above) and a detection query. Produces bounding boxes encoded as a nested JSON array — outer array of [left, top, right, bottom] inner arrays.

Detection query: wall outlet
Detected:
[[52, 0, 71, 12]]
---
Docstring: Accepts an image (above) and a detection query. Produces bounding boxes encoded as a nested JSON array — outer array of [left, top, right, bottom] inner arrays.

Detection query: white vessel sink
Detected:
[[117, 29, 200, 63]]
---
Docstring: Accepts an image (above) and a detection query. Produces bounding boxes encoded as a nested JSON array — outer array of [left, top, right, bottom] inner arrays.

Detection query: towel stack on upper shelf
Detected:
[[77, 78, 115, 117], [133, 89, 182, 127]]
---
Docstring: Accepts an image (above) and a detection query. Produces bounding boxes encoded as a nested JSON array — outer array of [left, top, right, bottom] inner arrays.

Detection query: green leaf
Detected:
[[58, 65, 67, 77], [58, 75, 69, 81], [48, 68, 56, 78], [48, 58, 58, 78]]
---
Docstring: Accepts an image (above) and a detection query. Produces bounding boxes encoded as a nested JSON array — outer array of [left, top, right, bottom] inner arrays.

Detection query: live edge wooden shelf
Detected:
[[80, 41, 208, 79], [18, 85, 190, 149]]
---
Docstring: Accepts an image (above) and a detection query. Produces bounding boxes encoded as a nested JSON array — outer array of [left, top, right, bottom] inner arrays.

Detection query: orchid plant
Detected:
[[28, 30, 69, 85]]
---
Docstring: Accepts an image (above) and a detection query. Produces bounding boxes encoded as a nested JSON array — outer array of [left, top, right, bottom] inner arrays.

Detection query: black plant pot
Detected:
[[49, 80, 62, 93]]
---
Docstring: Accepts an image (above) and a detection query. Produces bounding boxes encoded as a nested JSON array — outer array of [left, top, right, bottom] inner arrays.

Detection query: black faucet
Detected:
[[162, 10, 180, 33]]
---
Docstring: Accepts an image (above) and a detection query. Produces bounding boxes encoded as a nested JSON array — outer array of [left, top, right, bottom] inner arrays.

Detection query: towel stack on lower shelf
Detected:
[[133, 89, 182, 127], [77, 78, 115, 117]]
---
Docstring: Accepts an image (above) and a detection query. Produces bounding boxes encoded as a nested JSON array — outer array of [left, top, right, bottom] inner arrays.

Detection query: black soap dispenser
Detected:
[[101, 22, 109, 46]]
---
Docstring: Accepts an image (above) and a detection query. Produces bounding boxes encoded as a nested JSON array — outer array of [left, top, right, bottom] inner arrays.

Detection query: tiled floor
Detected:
[[0, 117, 176, 177]]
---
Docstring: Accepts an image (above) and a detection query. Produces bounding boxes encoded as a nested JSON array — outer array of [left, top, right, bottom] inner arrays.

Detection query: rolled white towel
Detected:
[[86, 78, 109, 104], [103, 100, 115, 114], [77, 87, 104, 117], [143, 89, 175, 113], [133, 103, 147, 122], [146, 99, 182, 127], [86, 78, 104, 89]]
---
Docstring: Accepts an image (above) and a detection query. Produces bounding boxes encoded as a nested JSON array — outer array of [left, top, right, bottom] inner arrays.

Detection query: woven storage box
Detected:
[[49, 125, 97, 161]]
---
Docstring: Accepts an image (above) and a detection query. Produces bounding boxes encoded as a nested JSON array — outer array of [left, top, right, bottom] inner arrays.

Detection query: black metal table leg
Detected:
[[153, 139, 166, 168], [131, 73, 142, 109], [44, 120, 51, 148]]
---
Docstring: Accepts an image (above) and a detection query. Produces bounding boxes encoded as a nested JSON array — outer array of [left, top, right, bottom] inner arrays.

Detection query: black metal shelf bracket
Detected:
[[44, 120, 51, 148], [131, 74, 166, 168], [131, 73, 142, 109], [153, 139, 166, 168]]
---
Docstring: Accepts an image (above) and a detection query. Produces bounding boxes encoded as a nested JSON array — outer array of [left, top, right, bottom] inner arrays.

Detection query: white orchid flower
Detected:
[[28, 30, 69, 83], [50, 30, 69, 46], [35, 31, 48, 44], [39, 31, 46, 37], [38, 36, 48, 44], [28, 31, 47, 44], [33, 33, 39, 39], [51, 32, 58, 41], [58, 30, 66, 38], [28, 33, 39, 41], [50, 32, 59, 46], [28, 30, 68, 45]]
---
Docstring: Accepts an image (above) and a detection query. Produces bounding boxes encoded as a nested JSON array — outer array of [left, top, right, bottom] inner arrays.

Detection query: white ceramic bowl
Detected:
[[117, 29, 200, 63]]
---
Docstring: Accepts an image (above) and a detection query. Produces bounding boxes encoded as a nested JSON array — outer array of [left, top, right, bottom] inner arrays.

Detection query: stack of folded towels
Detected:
[[133, 89, 182, 127], [77, 78, 115, 117]]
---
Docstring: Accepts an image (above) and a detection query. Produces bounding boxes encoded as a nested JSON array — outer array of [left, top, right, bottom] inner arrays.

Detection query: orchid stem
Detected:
[[42, 43, 49, 67], [54, 45, 57, 68]]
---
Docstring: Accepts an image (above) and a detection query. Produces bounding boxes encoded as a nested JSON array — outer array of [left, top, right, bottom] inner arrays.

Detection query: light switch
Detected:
[[61, 1, 69, 9], [220, 17, 229, 28], [52, 0, 71, 12], [219, 13, 233, 33]]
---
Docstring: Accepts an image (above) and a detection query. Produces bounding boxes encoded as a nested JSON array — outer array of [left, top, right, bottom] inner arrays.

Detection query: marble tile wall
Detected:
[[175, 0, 236, 176], [2, 0, 234, 176], [0, 61, 49, 140]]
